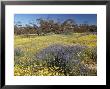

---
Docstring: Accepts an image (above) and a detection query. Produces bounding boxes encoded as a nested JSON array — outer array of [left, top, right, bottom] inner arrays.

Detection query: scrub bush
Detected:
[[36, 44, 87, 75]]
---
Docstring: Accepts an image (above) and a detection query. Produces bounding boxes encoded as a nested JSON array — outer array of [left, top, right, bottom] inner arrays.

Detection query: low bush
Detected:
[[14, 47, 24, 65], [14, 47, 24, 56], [80, 47, 97, 63], [36, 44, 89, 76]]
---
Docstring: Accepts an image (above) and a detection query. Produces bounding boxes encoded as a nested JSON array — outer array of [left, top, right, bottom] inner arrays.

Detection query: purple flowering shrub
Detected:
[[36, 44, 96, 76]]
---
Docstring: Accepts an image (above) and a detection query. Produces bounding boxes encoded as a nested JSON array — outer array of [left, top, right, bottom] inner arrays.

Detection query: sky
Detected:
[[14, 14, 97, 26]]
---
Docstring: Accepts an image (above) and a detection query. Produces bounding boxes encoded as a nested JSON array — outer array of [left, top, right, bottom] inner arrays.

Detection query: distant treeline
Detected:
[[14, 19, 97, 35]]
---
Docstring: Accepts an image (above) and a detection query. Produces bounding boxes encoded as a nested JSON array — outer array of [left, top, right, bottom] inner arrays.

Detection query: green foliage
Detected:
[[14, 47, 24, 56], [80, 47, 97, 63]]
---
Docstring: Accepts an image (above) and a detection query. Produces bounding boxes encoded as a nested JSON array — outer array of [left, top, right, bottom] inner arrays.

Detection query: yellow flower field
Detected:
[[14, 33, 97, 76]]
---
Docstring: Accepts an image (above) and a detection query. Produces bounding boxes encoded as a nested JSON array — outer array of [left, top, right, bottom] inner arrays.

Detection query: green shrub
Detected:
[[80, 47, 97, 63], [14, 47, 24, 56]]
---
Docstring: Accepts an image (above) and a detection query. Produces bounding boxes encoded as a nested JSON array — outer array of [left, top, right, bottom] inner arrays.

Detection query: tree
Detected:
[[61, 19, 76, 34]]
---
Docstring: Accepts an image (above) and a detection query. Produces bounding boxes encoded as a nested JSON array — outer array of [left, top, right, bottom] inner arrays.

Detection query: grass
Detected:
[[14, 33, 97, 76]]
